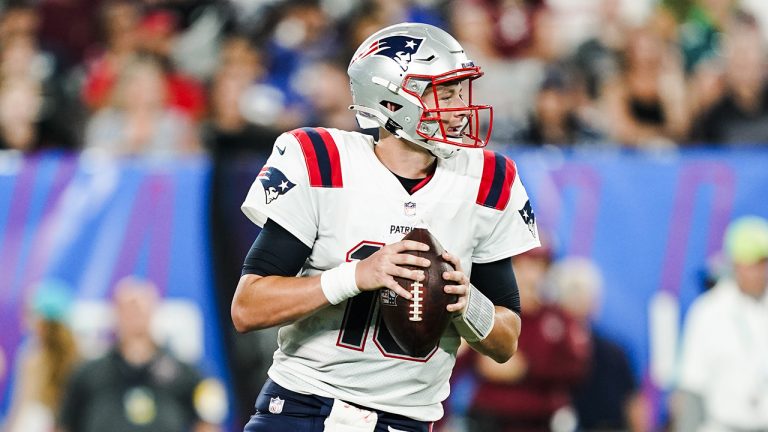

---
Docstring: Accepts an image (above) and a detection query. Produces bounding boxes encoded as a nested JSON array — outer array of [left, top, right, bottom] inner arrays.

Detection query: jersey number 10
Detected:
[[335, 241, 439, 362]]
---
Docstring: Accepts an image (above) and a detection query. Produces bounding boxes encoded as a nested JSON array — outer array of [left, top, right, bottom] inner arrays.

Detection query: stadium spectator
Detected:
[[691, 14, 768, 145], [137, 9, 207, 121], [571, 0, 627, 101], [515, 66, 604, 146], [372, 0, 444, 27], [81, 0, 142, 112], [0, 5, 76, 151], [0, 76, 43, 151], [674, 216, 768, 432], [261, 0, 340, 130], [678, 0, 737, 73], [0, 3, 41, 48], [84, 56, 200, 158], [547, 257, 648, 432], [601, 25, 689, 147], [156, 0, 232, 81], [3, 280, 78, 432], [299, 60, 359, 131], [58, 277, 221, 432], [37, 0, 105, 69], [475, 0, 545, 59], [204, 36, 278, 156], [466, 241, 591, 432], [448, 0, 524, 144], [686, 56, 726, 127]]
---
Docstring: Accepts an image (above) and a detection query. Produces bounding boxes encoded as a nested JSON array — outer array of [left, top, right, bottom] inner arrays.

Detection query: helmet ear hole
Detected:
[[380, 101, 403, 112]]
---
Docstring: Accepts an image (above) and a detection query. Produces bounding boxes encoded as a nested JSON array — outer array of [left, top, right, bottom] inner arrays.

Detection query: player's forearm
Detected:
[[231, 273, 329, 332], [468, 307, 521, 363]]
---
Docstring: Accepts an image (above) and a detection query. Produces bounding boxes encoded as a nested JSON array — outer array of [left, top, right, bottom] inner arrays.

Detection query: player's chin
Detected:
[[444, 132, 466, 144], [445, 127, 462, 137]]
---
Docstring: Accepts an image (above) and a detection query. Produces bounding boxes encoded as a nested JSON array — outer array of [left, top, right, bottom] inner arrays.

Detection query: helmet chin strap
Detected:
[[395, 126, 460, 159], [349, 104, 390, 124], [348, 104, 460, 159]]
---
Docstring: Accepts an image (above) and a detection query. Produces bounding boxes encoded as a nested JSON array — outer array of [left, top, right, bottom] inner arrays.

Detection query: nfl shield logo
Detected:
[[404, 202, 416, 217], [269, 396, 284, 414], [380, 289, 398, 306]]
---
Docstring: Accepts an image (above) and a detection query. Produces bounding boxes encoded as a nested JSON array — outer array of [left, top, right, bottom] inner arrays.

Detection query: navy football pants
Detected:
[[244, 379, 433, 432]]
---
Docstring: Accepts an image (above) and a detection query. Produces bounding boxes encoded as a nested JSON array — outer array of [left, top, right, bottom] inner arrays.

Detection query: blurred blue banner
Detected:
[[512, 147, 767, 371], [0, 152, 229, 420], [510, 146, 768, 423], [1, 148, 767, 425]]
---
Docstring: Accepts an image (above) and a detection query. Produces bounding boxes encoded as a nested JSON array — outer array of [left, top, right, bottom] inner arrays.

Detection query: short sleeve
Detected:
[[473, 171, 540, 263], [241, 133, 319, 247]]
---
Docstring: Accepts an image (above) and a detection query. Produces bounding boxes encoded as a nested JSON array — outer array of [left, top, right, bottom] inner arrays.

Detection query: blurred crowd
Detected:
[[3, 277, 226, 432], [0, 0, 768, 158], [446, 239, 648, 432]]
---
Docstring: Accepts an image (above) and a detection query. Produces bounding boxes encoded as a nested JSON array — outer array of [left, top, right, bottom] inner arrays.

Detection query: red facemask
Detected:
[[401, 67, 493, 148]]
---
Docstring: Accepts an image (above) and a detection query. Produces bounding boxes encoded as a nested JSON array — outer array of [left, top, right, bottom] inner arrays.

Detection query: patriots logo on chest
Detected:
[[352, 35, 424, 72], [258, 166, 296, 204]]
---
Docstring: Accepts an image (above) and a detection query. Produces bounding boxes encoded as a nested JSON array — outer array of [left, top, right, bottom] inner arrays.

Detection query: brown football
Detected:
[[379, 228, 457, 358]]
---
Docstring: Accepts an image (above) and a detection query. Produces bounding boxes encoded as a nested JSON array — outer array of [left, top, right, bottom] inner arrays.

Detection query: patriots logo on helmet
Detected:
[[353, 35, 424, 72], [258, 166, 295, 204]]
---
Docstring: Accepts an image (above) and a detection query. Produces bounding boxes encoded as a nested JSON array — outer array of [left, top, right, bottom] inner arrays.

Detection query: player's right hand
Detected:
[[355, 240, 431, 300]]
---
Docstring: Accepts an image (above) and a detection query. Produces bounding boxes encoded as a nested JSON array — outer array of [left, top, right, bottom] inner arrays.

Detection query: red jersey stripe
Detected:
[[495, 158, 517, 211], [290, 128, 323, 187], [476, 150, 497, 205]]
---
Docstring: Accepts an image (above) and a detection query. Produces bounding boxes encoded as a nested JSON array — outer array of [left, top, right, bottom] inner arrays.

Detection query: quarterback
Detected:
[[232, 23, 540, 432]]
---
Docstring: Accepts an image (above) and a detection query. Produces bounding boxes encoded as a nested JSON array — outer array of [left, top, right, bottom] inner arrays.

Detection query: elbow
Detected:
[[231, 301, 270, 333], [231, 300, 253, 333], [231, 278, 268, 333], [229, 275, 274, 333], [492, 340, 518, 364]]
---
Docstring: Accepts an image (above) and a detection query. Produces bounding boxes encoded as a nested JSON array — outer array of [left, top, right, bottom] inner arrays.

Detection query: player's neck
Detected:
[[119, 335, 158, 366], [375, 130, 436, 179]]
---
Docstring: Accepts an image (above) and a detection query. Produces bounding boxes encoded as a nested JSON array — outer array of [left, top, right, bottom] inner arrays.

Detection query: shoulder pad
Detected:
[[288, 127, 343, 188], [476, 150, 517, 210]]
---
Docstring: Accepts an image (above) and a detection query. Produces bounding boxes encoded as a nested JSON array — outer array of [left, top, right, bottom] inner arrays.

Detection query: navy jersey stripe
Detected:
[[483, 152, 507, 208], [302, 127, 334, 187]]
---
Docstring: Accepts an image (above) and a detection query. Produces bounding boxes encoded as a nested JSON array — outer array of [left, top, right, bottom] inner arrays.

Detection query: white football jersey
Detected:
[[241, 127, 539, 421]]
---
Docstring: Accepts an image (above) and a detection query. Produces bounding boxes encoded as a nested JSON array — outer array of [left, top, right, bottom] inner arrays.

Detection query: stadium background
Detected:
[[1, 0, 768, 430]]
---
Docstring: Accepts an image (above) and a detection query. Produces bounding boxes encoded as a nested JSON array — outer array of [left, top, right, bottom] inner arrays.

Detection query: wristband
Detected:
[[321, 261, 360, 305], [452, 284, 495, 342]]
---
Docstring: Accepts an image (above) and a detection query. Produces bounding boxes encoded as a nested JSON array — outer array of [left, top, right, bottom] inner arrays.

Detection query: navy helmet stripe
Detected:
[[483, 153, 507, 208], [302, 127, 333, 187]]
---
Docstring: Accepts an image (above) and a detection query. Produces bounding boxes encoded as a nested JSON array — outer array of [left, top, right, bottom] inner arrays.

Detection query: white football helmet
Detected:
[[348, 22, 493, 159]]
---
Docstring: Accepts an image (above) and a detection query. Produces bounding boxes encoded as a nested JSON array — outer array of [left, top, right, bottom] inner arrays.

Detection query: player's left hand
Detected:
[[442, 251, 469, 314]]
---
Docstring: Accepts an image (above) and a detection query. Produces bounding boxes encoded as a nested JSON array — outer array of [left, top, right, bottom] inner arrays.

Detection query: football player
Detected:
[[232, 23, 540, 432]]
